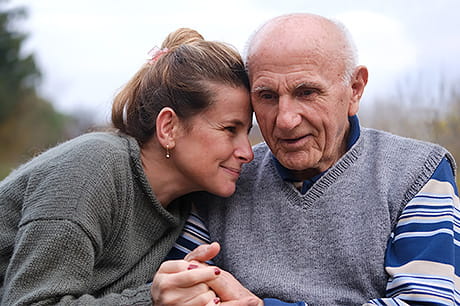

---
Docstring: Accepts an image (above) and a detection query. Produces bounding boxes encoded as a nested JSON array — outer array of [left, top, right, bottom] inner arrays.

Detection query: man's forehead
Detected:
[[247, 43, 343, 89], [250, 73, 324, 93]]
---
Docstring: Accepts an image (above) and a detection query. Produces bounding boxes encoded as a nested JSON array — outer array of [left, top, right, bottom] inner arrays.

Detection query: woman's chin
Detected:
[[214, 185, 236, 198]]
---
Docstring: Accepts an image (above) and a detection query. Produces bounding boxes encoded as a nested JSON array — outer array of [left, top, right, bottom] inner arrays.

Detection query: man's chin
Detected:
[[277, 152, 317, 171], [279, 159, 312, 172]]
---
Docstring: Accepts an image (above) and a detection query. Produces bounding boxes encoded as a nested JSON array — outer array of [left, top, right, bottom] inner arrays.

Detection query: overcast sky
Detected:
[[7, 0, 460, 123]]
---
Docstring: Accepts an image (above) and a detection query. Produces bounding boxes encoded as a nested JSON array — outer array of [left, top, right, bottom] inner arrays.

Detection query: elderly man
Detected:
[[154, 13, 459, 306]]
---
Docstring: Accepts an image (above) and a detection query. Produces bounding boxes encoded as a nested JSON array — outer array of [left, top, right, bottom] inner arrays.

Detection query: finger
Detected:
[[186, 290, 219, 306], [157, 259, 191, 274], [205, 297, 221, 306], [157, 259, 208, 274], [185, 242, 221, 262], [205, 298, 220, 306], [162, 266, 222, 288], [152, 282, 210, 305], [206, 270, 254, 301]]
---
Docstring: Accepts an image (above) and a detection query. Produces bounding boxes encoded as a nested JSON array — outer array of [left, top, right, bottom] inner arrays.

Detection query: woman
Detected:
[[0, 28, 253, 305]]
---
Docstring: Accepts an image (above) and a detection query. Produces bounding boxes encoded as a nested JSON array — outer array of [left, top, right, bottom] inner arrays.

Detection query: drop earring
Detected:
[[165, 144, 170, 159]]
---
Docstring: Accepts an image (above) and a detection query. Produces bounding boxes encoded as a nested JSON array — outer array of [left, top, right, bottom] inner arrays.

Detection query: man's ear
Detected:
[[156, 107, 178, 149], [348, 65, 368, 116]]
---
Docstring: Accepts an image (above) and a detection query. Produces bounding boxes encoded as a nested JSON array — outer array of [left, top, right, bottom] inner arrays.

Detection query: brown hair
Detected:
[[111, 28, 249, 144]]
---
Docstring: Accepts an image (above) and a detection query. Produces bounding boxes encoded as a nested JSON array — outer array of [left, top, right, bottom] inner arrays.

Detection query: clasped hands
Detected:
[[151, 242, 263, 306]]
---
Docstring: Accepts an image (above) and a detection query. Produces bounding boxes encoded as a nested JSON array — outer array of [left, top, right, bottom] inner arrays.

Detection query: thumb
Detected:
[[184, 242, 220, 262]]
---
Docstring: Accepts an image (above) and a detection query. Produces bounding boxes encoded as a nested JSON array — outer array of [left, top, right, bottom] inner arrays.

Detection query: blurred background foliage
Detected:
[[0, 0, 97, 178], [1, 1, 459, 187]]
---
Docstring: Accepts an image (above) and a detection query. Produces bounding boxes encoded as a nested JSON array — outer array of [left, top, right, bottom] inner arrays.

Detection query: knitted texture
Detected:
[[0, 132, 190, 305], [200, 128, 451, 305]]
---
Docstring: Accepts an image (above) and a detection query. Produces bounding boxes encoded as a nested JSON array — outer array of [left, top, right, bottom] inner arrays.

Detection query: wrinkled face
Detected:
[[249, 48, 356, 177], [172, 84, 254, 197]]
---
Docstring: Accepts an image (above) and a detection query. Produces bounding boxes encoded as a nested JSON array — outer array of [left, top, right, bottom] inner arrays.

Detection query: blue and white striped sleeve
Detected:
[[365, 156, 459, 306], [263, 298, 307, 306]]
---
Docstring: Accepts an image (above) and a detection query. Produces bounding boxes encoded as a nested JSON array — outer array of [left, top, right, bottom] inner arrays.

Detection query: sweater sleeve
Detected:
[[2, 219, 152, 306], [1, 134, 158, 305], [364, 156, 459, 306]]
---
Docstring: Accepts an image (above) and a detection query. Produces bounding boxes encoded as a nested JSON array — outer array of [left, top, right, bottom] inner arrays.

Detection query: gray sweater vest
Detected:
[[200, 128, 453, 305]]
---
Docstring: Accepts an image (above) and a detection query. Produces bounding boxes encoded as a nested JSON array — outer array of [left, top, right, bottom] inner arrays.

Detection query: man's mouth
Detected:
[[277, 133, 313, 149], [283, 135, 307, 143]]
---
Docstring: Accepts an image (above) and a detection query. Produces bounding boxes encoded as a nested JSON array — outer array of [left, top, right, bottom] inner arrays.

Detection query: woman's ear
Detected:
[[156, 107, 178, 149], [348, 65, 368, 116]]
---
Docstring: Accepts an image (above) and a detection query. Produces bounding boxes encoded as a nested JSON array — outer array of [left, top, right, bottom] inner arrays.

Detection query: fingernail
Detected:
[[200, 244, 211, 253], [187, 264, 198, 270], [213, 297, 220, 304], [214, 268, 221, 275]]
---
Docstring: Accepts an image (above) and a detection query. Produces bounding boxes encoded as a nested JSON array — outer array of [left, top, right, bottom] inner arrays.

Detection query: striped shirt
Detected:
[[365, 156, 459, 305], [164, 204, 213, 263]]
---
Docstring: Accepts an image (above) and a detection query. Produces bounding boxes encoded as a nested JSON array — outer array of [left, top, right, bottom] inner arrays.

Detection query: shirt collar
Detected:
[[272, 115, 361, 183]]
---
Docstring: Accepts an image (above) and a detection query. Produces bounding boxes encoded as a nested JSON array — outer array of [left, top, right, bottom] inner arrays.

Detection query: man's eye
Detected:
[[225, 126, 236, 133], [258, 91, 277, 100], [297, 89, 315, 97], [261, 93, 273, 99]]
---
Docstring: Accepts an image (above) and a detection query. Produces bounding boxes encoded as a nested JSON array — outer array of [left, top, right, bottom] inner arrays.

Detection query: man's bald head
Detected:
[[246, 13, 358, 85]]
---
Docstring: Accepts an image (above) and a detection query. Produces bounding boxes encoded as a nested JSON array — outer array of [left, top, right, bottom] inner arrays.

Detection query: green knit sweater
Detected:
[[0, 132, 190, 305]]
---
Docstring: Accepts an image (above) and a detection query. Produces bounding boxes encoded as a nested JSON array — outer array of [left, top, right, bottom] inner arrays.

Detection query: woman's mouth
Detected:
[[221, 166, 241, 178]]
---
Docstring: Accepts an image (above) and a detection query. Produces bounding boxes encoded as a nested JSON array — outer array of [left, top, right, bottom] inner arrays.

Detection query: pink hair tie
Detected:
[[147, 46, 169, 64]]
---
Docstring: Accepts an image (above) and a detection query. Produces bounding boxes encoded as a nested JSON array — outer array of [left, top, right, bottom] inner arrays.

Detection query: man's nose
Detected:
[[275, 96, 301, 130]]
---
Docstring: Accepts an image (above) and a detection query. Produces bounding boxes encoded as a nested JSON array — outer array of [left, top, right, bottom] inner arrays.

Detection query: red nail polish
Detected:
[[187, 264, 198, 270], [214, 268, 221, 275], [213, 297, 220, 304]]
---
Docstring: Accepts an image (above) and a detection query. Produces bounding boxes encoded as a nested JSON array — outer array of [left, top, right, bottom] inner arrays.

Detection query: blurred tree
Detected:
[[430, 86, 460, 181], [0, 0, 40, 123], [0, 0, 98, 179], [360, 76, 460, 187]]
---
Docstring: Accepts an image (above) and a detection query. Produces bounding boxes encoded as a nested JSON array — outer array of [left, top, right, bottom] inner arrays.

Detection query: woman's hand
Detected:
[[185, 242, 263, 306], [205, 268, 263, 306], [151, 259, 221, 306], [151, 242, 263, 305]]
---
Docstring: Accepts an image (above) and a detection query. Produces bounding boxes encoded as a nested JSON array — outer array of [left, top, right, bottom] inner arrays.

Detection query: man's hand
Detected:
[[184, 241, 221, 263]]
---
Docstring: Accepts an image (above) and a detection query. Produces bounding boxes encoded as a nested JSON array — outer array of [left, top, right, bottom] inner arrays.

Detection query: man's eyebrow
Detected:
[[251, 86, 273, 93], [295, 83, 308, 89], [294, 82, 320, 89]]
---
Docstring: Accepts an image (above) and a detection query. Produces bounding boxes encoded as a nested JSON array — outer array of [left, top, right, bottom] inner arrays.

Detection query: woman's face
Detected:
[[172, 84, 254, 197]]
